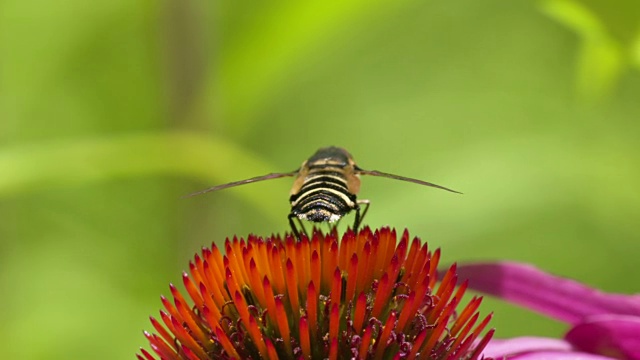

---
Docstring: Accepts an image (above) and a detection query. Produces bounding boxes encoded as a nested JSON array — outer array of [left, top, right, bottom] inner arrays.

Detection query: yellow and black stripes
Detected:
[[290, 167, 357, 223], [286, 148, 365, 239]]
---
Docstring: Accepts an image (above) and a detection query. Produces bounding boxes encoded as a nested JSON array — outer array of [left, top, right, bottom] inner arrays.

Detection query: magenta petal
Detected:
[[505, 351, 617, 360], [482, 337, 572, 357], [565, 314, 640, 360], [456, 262, 640, 324], [481, 337, 615, 359]]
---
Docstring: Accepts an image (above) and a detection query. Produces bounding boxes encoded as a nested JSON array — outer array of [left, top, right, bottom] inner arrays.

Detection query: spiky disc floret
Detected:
[[139, 227, 493, 360]]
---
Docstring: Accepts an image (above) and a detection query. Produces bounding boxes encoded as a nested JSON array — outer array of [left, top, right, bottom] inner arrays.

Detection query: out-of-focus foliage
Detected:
[[542, 0, 640, 100], [0, 0, 638, 359]]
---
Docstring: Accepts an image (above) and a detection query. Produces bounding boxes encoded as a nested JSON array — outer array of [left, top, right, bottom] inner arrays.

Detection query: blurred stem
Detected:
[[161, 0, 208, 124], [0, 132, 282, 222]]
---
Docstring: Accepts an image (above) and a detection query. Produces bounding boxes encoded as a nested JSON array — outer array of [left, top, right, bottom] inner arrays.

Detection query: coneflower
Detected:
[[138, 227, 493, 359]]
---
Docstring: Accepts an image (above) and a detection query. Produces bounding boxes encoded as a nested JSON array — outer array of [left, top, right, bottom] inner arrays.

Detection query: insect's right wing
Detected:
[[356, 168, 462, 194], [183, 171, 298, 198]]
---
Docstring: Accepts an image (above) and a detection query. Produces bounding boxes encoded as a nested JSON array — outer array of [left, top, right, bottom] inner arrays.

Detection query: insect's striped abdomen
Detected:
[[290, 166, 357, 223]]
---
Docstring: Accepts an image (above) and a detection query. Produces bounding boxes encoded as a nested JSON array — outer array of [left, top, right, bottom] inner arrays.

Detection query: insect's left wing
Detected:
[[356, 168, 462, 194], [183, 171, 298, 198]]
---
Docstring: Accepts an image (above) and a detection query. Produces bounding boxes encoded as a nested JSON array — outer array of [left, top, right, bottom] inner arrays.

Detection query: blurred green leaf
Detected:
[[541, 0, 624, 100], [0, 132, 281, 222], [632, 30, 640, 68]]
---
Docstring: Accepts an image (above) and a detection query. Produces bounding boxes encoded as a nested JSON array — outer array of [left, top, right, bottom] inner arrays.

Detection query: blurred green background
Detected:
[[1, 0, 639, 358]]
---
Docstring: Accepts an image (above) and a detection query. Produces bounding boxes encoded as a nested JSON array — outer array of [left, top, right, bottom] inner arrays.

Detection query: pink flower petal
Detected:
[[505, 351, 617, 360], [565, 314, 640, 360], [456, 262, 640, 324], [481, 337, 616, 359], [482, 337, 573, 357]]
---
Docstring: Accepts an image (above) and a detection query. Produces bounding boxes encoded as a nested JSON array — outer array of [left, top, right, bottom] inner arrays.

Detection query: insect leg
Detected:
[[358, 199, 371, 223], [296, 217, 309, 240], [288, 214, 301, 241], [353, 199, 371, 233], [333, 216, 343, 231], [323, 216, 342, 237]]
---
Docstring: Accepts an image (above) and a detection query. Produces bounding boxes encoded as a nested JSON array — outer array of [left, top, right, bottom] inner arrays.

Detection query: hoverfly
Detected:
[[185, 146, 460, 239]]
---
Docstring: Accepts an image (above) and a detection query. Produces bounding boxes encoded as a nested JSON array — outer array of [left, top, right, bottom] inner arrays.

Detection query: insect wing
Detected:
[[183, 171, 298, 198], [356, 169, 462, 194]]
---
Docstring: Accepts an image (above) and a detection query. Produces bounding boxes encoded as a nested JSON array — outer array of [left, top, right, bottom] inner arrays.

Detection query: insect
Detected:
[[185, 146, 460, 239]]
